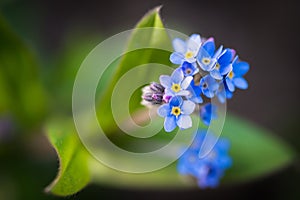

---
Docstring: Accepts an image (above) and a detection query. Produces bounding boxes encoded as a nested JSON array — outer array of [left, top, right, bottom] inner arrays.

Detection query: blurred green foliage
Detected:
[[0, 14, 47, 131]]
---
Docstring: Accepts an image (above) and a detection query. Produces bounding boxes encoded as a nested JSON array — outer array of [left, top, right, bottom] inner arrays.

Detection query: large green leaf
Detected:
[[45, 120, 91, 196], [45, 113, 294, 195], [96, 6, 173, 133], [0, 14, 47, 130]]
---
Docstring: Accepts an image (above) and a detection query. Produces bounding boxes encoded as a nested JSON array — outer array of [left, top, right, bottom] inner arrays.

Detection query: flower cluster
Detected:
[[141, 34, 250, 131], [177, 131, 232, 188], [141, 33, 250, 188]]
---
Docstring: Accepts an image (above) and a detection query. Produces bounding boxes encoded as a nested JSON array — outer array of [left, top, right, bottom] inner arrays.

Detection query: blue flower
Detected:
[[180, 61, 199, 76], [209, 48, 235, 80], [225, 56, 250, 92], [187, 79, 203, 104], [200, 103, 217, 126], [196, 38, 223, 72], [157, 96, 195, 132], [199, 75, 219, 98], [160, 68, 193, 97], [177, 131, 232, 188], [170, 34, 201, 64]]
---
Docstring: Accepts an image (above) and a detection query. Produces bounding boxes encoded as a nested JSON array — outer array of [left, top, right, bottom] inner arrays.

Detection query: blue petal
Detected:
[[164, 88, 174, 97], [170, 52, 184, 65], [190, 96, 203, 104], [181, 100, 195, 115], [177, 115, 192, 129], [210, 69, 222, 80], [181, 76, 193, 89], [159, 75, 172, 88], [157, 104, 171, 117], [187, 34, 201, 53], [207, 76, 219, 91], [225, 78, 235, 92], [171, 68, 184, 84], [232, 56, 250, 76], [219, 64, 232, 75], [233, 77, 248, 89], [197, 48, 216, 71], [202, 37, 215, 57], [218, 48, 233, 66], [172, 38, 187, 54], [164, 116, 177, 132], [213, 45, 223, 59], [177, 90, 190, 96], [169, 96, 183, 106]]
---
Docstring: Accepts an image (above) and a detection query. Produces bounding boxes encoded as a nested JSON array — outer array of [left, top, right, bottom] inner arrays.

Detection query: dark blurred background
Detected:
[[0, 0, 299, 199]]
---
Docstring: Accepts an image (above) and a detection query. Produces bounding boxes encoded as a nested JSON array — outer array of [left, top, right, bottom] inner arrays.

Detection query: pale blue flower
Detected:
[[157, 96, 195, 132], [199, 75, 219, 98], [196, 38, 223, 72], [159, 68, 193, 97], [170, 34, 202, 64]]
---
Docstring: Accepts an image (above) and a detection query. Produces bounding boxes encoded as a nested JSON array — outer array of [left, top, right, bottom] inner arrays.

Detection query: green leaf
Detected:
[[0, 14, 47, 130], [96, 6, 173, 133], [46, 113, 294, 195], [222, 115, 295, 183], [45, 119, 91, 196]]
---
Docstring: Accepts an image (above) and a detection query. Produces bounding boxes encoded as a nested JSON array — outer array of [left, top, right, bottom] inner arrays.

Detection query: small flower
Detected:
[[225, 56, 250, 92], [177, 131, 232, 188], [199, 75, 219, 98], [187, 79, 203, 104], [196, 38, 223, 72], [180, 61, 199, 77], [209, 48, 235, 80], [141, 82, 165, 107], [170, 34, 202, 64], [157, 96, 195, 132], [160, 68, 193, 97], [200, 103, 217, 126]]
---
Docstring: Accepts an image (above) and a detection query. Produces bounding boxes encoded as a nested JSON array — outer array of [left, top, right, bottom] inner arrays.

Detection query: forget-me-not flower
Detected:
[[160, 68, 193, 97], [180, 61, 199, 77], [157, 96, 195, 132], [196, 38, 223, 72], [170, 34, 201, 64], [209, 48, 235, 80], [199, 75, 219, 98], [225, 56, 250, 92], [177, 131, 232, 188]]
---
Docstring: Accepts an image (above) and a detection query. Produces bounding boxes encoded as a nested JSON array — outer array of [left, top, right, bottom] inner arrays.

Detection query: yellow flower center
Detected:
[[185, 51, 194, 59], [202, 57, 211, 65], [215, 63, 220, 70], [228, 71, 234, 79], [171, 83, 181, 92], [171, 106, 181, 117]]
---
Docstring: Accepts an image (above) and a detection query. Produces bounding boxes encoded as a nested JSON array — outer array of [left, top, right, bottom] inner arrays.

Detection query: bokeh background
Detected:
[[0, 0, 299, 199]]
